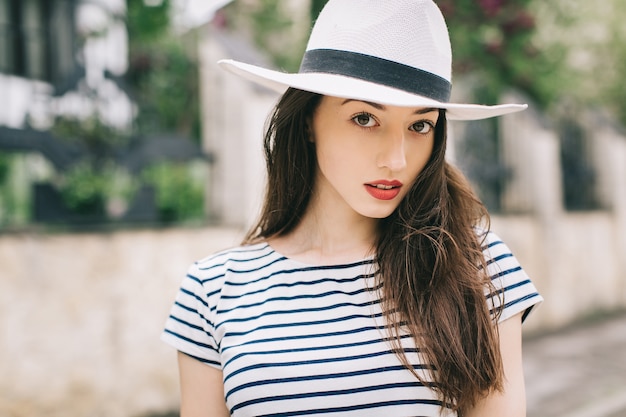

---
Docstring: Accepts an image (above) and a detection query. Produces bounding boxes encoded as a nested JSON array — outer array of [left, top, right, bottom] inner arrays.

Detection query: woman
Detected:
[[162, 1, 543, 416]]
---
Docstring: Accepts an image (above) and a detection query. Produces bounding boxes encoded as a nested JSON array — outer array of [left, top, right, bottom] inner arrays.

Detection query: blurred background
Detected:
[[0, 0, 624, 416]]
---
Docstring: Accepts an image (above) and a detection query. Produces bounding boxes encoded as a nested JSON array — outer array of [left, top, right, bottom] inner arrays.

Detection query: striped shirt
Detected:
[[161, 231, 542, 416]]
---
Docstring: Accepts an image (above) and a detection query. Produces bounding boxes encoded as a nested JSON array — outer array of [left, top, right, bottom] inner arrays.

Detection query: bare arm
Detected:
[[465, 312, 527, 417], [178, 351, 230, 417]]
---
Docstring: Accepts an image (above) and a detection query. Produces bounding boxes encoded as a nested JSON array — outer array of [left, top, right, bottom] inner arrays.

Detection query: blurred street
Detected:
[[525, 312, 626, 417]]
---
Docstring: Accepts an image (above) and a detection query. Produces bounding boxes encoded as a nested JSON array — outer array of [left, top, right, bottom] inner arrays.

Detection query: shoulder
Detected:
[[189, 242, 275, 282], [478, 229, 516, 264], [161, 245, 277, 365], [477, 228, 544, 323], [472, 227, 515, 263], [174, 243, 279, 316]]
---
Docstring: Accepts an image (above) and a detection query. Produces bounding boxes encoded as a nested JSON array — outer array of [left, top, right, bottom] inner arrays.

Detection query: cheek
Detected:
[[314, 129, 364, 172], [316, 141, 353, 179], [408, 139, 435, 175]]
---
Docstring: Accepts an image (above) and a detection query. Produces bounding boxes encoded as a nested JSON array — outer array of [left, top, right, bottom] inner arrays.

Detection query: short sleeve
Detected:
[[482, 231, 543, 324], [161, 262, 222, 368]]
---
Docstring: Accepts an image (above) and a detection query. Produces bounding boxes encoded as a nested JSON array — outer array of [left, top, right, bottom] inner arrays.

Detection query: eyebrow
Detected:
[[340, 99, 439, 115]]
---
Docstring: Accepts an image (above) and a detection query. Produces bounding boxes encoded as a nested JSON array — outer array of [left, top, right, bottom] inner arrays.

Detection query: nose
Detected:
[[377, 130, 407, 171]]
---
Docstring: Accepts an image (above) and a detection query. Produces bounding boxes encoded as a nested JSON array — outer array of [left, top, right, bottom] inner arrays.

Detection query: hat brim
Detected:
[[218, 59, 527, 121]]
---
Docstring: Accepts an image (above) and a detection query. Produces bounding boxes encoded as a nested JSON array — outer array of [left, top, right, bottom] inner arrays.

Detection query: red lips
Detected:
[[364, 180, 403, 200]]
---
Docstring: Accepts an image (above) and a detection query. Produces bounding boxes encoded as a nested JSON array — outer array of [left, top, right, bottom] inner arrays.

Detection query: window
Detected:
[[0, 0, 75, 87]]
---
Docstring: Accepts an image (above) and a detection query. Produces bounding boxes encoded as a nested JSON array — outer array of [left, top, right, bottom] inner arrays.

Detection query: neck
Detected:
[[269, 185, 379, 265]]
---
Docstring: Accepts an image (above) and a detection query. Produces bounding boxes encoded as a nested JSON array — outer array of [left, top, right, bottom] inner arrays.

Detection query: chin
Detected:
[[357, 205, 399, 220]]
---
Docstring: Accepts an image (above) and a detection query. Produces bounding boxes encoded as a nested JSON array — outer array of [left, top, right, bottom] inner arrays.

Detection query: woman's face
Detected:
[[311, 95, 438, 220]]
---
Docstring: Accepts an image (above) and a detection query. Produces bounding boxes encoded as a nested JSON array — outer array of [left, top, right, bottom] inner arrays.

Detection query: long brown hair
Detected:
[[244, 88, 504, 414]]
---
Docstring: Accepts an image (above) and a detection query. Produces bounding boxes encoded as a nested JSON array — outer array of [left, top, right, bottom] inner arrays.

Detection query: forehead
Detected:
[[319, 95, 441, 116]]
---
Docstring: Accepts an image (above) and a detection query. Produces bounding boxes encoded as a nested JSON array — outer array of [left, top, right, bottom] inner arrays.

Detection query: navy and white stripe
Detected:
[[162, 231, 542, 417]]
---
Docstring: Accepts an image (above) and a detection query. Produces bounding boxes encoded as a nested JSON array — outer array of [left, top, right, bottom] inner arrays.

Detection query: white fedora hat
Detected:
[[218, 0, 527, 121]]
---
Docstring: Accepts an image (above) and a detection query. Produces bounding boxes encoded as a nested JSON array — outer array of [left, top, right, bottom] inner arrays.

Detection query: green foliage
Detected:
[[0, 153, 56, 227], [0, 153, 15, 226], [606, 55, 626, 127], [310, 0, 326, 21], [127, 38, 201, 140], [58, 162, 139, 216], [50, 115, 136, 217], [51, 115, 129, 163], [529, 1, 626, 125], [435, 0, 563, 108], [108, 166, 139, 204], [126, 0, 201, 142], [250, 0, 301, 71], [126, 0, 171, 44], [224, 0, 306, 72], [59, 162, 110, 213], [142, 162, 204, 222], [0, 153, 9, 185], [123, 0, 206, 224], [597, 11, 626, 127]]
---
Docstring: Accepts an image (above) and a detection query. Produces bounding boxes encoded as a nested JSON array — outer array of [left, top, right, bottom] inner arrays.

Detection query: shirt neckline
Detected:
[[261, 242, 376, 269]]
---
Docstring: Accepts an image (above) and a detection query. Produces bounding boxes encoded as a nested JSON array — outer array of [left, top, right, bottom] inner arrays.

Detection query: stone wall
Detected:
[[0, 226, 243, 417], [492, 213, 626, 331]]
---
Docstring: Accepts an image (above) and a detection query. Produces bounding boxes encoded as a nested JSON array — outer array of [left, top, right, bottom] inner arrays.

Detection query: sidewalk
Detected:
[[524, 312, 626, 417]]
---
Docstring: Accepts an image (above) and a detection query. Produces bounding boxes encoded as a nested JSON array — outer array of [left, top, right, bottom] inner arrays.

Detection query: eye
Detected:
[[410, 120, 434, 134], [352, 112, 377, 128]]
